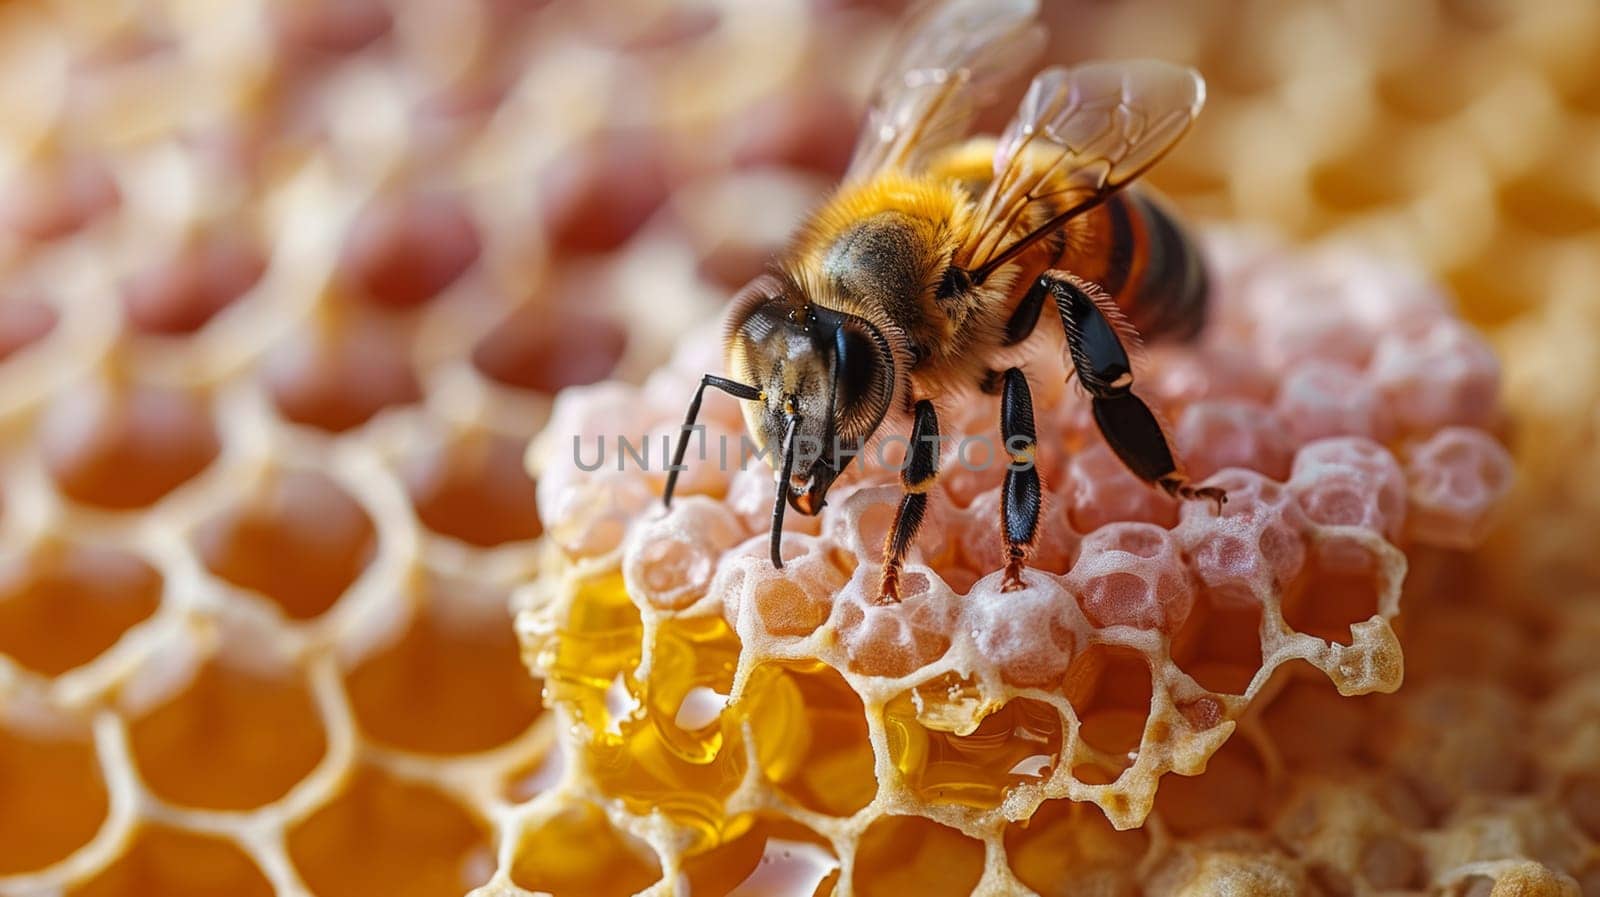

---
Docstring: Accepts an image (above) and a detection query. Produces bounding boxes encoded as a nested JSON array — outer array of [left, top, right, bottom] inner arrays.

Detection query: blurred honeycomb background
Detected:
[[0, 0, 1595, 896]]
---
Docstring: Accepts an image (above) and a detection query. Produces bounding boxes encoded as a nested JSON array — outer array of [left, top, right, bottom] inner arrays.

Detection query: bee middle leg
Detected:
[[1001, 274, 1049, 346], [999, 367, 1042, 592], [975, 271, 1054, 395], [877, 399, 939, 604], [1043, 271, 1225, 510]]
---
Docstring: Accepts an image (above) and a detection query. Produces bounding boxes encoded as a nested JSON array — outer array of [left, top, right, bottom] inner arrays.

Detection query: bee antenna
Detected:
[[663, 374, 761, 509], [770, 413, 800, 569]]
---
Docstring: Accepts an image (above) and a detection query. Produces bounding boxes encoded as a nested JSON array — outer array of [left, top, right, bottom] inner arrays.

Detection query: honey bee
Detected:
[[663, 0, 1225, 602]]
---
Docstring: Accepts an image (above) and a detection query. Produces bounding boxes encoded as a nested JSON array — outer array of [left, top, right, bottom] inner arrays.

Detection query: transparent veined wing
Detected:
[[845, 0, 1044, 183], [961, 60, 1205, 279]]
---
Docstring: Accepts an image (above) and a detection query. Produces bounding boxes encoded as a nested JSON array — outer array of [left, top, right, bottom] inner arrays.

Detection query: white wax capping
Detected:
[[961, 572, 1079, 686]]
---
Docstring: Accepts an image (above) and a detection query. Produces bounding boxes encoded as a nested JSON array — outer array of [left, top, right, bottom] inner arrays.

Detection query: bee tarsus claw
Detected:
[[1183, 485, 1228, 514], [1001, 566, 1028, 593], [875, 570, 901, 605]]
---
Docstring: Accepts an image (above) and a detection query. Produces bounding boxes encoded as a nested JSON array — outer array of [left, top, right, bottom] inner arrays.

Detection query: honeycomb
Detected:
[[0, 2, 1594, 897], [515, 228, 1512, 894]]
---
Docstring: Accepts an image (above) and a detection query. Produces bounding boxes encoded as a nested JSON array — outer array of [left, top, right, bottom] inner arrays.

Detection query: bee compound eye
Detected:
[[832, 319, 894, 436]]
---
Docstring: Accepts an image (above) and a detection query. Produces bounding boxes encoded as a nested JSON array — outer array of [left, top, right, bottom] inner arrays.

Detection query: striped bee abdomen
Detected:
[[1062, 190, 1210, 343]]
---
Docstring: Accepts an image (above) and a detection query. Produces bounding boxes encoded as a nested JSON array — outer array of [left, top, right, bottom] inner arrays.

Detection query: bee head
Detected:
[[725, 273, 898, 522]]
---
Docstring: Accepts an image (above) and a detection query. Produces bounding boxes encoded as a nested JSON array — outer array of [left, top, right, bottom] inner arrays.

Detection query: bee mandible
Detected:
[[662, 0, 1225, 603]]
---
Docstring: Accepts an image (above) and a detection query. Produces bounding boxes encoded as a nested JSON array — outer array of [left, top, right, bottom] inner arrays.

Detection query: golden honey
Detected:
[[508, 803, 662, 897], [748, 660, 876, 817], [68, 826, 276, 897], [884, 678, 1063, 811], [583, 618, 751, 843]]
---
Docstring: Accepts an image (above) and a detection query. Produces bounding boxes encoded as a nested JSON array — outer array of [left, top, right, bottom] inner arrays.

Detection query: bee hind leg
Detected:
[[999, 367, 1042, 592], [1092, 392, 1226, 512], [1044, 272, 1226, 513], [877, 399, 939, 604]]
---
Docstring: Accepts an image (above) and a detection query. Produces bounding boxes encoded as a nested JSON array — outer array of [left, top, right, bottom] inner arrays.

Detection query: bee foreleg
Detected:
[[1045, 272, 1226, 512], [877, 399, 940, 605], [1000, 367, 1042, 592], [663, 374, 761, 508]]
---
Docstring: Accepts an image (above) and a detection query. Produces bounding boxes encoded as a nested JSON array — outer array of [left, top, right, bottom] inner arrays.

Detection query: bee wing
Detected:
[[961, 60, 1205, 276], [844, 0, 1045, 183]]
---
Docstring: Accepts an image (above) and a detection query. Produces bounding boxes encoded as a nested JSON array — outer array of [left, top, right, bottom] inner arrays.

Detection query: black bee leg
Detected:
[[1045, 272, 1225, 511], [878, 399, 939, 604], [973, 277, 1054, 394], [1000, 367, 1042, 592], [1090, 394, 1222, 510], [662, 374, 761, 507], [1002, 275, 1049, 345]]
